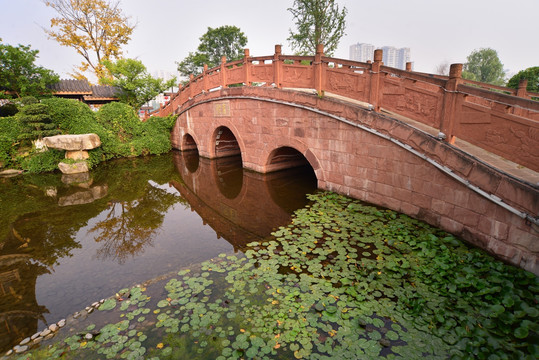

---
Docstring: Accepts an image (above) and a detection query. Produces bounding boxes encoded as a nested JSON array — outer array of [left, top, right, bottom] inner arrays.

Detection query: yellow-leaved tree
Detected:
[[43, 0, 135, 81]]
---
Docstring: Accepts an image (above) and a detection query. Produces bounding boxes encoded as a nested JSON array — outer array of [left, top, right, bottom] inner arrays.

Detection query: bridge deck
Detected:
[[287, 87, 539, 187]]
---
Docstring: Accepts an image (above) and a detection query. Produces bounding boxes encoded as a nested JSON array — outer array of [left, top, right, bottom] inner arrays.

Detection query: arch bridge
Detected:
[[154, 45, 539, 274]]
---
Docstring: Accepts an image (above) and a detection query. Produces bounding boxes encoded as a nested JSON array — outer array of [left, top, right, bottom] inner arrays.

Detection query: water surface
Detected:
[[0, 151, 317, 352]]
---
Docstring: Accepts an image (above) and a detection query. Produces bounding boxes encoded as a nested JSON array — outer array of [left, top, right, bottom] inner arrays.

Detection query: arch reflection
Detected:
[[172, 151, 318, 251]]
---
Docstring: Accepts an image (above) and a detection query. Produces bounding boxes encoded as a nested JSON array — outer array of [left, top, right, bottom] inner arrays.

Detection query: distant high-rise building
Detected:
[[349, 43, 375, 63], [350, 43, 411, 70]]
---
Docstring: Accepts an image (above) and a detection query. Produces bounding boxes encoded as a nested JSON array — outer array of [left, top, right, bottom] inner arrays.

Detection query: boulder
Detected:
[[58, 161, 89, 174], [43, 134, 101, 151], [65, 150, 90, 160]]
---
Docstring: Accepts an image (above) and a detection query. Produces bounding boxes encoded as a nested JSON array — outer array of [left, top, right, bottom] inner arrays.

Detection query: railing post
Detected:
[[314, 44, 325, 96], [244, 49, 251, 86], [406, 62, 412, 71], [273, 44, 282, 88], [220, 56, 227, 88], [369, 49, 383, 112], [440, 63, 463, 144], [189, 74, 194, 98], [516, 78, 528, 98], [203, 64, 208, 92]]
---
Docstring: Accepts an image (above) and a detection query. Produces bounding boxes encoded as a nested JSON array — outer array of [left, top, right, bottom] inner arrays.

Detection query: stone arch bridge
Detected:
[[154, 46, 539, 274]]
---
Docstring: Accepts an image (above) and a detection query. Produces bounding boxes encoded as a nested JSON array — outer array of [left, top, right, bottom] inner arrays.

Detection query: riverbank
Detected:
[[5, 192, 538, 359]]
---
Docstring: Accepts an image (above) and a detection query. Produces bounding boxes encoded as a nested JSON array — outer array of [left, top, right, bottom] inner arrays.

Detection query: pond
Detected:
[[2, 152, 537, 359], [0, 151, 317, 354]]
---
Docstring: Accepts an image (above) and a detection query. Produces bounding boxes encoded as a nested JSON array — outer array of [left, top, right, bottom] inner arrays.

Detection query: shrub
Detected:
[[16, 103, 60, 142], [20, 148, 64, 173], [96, 102, 142, 141], [41, 97, 98, 134]]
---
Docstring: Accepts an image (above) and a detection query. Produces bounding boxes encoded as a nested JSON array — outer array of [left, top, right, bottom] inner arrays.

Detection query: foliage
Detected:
[[20, 148, 65, 173], [506, 66, 539, 93], [16, 103, 60, 142], [0, 102, 18, 117], [0, 115, 20, 167], [287, 0, 347, 56], [462, 48, 506, 85], [101, 58, 176, 109], [41, 97, 98, 134], [0, 98, 175, 172], [0, 40, 59, 98], [43, 0, 135, 81], [17, 192, 538, 359], [177, 26, 248, 77]]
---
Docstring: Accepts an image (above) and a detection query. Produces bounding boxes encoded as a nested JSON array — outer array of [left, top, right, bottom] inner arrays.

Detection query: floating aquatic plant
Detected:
[[12, 192, 538, 359]]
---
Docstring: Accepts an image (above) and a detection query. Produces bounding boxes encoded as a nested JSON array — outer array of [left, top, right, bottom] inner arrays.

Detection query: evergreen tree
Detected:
[[17, 103, 60, 142]]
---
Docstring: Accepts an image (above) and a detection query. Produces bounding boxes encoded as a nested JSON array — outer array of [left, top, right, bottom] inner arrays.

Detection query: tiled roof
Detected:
[[87, 85, 120, 99], [48, 79, 92, 94]]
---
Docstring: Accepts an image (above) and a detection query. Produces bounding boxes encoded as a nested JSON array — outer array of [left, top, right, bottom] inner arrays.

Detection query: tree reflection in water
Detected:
[[89, 183, 182, 264]]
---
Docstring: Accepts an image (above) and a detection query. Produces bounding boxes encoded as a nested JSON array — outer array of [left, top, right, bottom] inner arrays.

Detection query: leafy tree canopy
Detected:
[[177, 26, 248, 78], [287, 0, 347, 56], [101, 58, 176, 110], [0, 40, 59, 98], [462, 48, 505, 86], [43, 0, 135, 81], [506, 66, 539, 93]]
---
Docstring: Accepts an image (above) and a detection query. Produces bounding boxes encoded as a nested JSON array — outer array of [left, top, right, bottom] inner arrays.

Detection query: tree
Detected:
[[287, 0, 347, 56], [101, 58, 176, 109], [17, 103, 60, 142], [0, 40, 59, 98], [177, 26, 248, 78], [462, 48, 505, 85], [506, 66, 539, 93], [434, 62, 449, 76], [43, 0, 135, 81]]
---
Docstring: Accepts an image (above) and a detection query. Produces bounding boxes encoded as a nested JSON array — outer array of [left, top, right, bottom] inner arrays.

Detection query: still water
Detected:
[[0, 151, 317, 353]]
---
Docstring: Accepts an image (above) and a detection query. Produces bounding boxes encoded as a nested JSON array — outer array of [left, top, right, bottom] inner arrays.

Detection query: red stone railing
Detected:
[[154, 45, 539, 172]]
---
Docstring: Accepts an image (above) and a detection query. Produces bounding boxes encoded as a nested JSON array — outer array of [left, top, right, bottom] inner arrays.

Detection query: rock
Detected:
[[20, 337, 30, 345], [58, 319, 66, 328], [43, 134, 101, 151], [40, 329, 51, 337], [33, 337, 42, 344], [49, 323, 58, 332], [31, 332, 40, 340], [14, 345, 28, 353], [85, 333, 93, 340], [5, 349, 13, 356], [58, 161, 89, 174], [65, 150, 89, 160], [0, 169, 23, 177], [45, 186, 57, 197]]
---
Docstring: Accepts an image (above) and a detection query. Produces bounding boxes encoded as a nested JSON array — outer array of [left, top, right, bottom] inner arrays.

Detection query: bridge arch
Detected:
[[212, 126, 241, 159], [182, 133, 198, 152]]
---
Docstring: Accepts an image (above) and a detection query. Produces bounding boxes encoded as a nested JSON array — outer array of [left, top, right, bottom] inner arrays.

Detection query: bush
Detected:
[[0, 98, 175, 173], [41, 97, 98, 134], [20, 148, 64, 173], [17, 103, 60, 142], [96, 102, 142, 141], [0, 115, 21, 167]]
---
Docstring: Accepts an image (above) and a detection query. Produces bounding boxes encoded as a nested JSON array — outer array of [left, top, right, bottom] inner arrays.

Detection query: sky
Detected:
[[1, 0, 537, 81]]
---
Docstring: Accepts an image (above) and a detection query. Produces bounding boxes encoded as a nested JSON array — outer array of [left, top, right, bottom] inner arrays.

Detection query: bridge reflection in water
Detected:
[[172, 151, 318, 252]]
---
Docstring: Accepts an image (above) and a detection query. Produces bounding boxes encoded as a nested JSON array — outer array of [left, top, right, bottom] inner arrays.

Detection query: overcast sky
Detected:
[[1, 0, 537, 81]]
